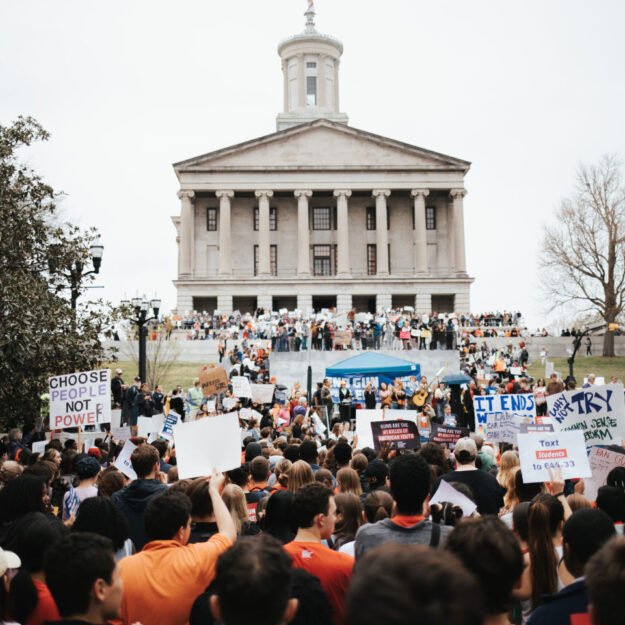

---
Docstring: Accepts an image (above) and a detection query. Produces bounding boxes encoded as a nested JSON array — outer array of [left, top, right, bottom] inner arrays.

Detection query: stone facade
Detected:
[[172, 8, 473, 315]]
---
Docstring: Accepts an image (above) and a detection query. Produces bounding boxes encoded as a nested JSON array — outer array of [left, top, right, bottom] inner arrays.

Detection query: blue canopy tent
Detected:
[[325, 353, 421, 403]]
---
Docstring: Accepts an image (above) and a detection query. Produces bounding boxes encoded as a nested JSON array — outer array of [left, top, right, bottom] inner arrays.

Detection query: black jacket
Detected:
[[110, 478, 167, 551]]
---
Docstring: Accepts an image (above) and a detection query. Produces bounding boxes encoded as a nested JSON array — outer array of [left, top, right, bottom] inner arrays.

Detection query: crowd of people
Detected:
[[129, 309, 541, 352], [1, 350, 624, 625]]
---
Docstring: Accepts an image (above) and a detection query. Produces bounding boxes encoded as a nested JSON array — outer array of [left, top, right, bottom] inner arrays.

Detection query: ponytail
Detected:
[[528, 501, 558, 610]]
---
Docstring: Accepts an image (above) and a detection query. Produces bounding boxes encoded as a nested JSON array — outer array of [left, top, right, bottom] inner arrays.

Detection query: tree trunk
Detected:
[[603, 330, 615, 357]]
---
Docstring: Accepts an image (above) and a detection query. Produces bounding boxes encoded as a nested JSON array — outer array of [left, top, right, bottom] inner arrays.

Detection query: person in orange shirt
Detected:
[[116, 469, 236, 625], [284, 482, 354, 624]]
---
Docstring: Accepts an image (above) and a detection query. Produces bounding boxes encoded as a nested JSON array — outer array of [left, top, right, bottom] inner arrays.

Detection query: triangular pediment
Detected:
[[174, 119, 470, 173]]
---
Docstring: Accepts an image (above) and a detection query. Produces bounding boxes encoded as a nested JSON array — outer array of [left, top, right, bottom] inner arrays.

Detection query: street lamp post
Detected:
[[70, 243, 104, 310], [121, 295, 161, 384]]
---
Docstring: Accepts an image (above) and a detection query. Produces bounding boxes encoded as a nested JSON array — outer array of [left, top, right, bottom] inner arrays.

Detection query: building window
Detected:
[[253, 245, 277, 276], [426, 206, 436, 230], [366, 206, 390, 229], [306, 76, 317, 106], [313, 245, 332, 276], [312, 207, 331, 230], [388, 243, 391, 274], [206, 207, 217, 231], [306, 61, 317, 68], [367, 244, 376, 275], [253, 207, 277, 231]]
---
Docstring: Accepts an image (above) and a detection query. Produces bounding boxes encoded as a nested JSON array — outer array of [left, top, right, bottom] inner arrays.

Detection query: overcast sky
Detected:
[[2, 0, 624, 330]]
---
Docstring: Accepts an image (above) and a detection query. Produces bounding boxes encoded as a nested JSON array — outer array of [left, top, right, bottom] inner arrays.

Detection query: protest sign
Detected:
[[334, 330, 352, 346], [206, 400, 216, 413], [370, 420, 419, 451], [474, 393, 536, 435], [251, 383, 275, 404], [547, 383, 625, 445], [484, 412, 529, 444], [32, 440, 47, 455], [519, 422, 554, 434], [114, 441, 138, 480], [584, 447, 625, 502], [517, 431, 591, 483], [199, 366, 229, 397], [232, 376, 252, 398], [545, 361, 554, 377], [239, 407, 252, 421], [160, 411, 179, 441], [356, 410, 418, 449], [49, 369, 111, 429], [429, 424, 470, 447], [110, 409, 122, 429], [430, 480, 478, 517], [223, 397, 238, 410], [173, 413, 240, 479], [112, 426, 132, 440], [275, 390, 287, 405], [137, 415, 164, 438]]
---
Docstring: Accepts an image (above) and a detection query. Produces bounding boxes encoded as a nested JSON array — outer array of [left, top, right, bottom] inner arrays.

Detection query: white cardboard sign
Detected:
[[32, 440, 47, 455], [49, 369, 111, 429], [585, 447, 625, 502], [355, 409, 419, 449], [430, 479, 478, 517], [251, 383, 275, 404], [114, 440, 138, 480], [137, 415, 164, 438], [518, 431, 591, 484], [232, 376, 252, 398], [547, 383, 625, 445], [173, 412, 241, 479]]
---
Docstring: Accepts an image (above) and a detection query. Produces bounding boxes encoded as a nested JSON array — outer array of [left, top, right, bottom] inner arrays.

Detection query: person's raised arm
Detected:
[[208, 468, 237, 543]]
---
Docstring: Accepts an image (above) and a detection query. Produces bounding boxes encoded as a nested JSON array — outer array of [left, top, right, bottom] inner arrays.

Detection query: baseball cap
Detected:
[[75, 456, 101, 479], [454, 437, 477, 463], [0, 547, 21, 576], [115, 368, 123, 374]]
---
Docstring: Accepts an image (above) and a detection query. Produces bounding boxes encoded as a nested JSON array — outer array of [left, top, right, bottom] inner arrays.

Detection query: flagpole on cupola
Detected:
[[304, 0, 316, 32]]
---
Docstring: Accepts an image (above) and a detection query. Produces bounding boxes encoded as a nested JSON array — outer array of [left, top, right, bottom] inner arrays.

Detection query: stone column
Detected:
[[255, 190, 273, 277], [282, 59, 288, 111], [337, 292, 353, 315], [294, 190, 312, 277], [217, 294, 233, 315], [318, 54, 326, 107], [333, 189, 352, 277], [297, 54, 305, 107], [411, 189, 429, 276], [297, 294, 313, 312], [177, 190, 195, 277], [216, 190, 234, 277], [446, 196, 456, 275], [372, 189, 391, 276], [450, 189, 468, 276], [334, 60, 340, 110]]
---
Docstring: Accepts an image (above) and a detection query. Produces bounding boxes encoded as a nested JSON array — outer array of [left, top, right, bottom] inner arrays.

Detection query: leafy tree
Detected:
[[541, 155, 625, 357], [0, 116, 119, 429]]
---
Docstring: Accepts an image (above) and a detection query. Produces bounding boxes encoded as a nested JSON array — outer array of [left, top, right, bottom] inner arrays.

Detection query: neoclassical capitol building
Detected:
[[172, 7, 473, 315]]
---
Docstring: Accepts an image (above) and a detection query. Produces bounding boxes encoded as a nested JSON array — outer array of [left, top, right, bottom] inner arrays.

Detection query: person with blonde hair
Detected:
[[337, 468, 362, 497], [221, 484, 260, 537], [288, 460, 314, 493], [497, 450, 520, 492], [269, 458, 291, 492]]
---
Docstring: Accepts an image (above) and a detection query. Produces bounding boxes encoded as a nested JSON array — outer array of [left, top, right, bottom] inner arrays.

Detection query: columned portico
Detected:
[[255, 190, 273, 277], [411, 189, 429, 276], [334, 189, 352, 277], [372, 189, 390, 276], [177, 190, 195, 277], [294, 189, 312, 277], [216, 190, 234, 276], [450, 189, 468, 276]]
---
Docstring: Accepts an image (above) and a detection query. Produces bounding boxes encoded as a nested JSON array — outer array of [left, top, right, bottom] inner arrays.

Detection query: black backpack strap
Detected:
[[429, 521, 441, 548]]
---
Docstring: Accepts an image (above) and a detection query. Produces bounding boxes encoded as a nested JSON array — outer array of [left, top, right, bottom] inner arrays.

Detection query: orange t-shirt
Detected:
[[116, 534, 232, 625], [284, 541, 353, 624], [27, 580, 60, 625]]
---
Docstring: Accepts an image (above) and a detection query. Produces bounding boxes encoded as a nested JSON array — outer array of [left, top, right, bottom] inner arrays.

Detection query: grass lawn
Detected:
[[104, 356, 625, 391], [527, 356, 625, 383], [103, 360, 208, 392]]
